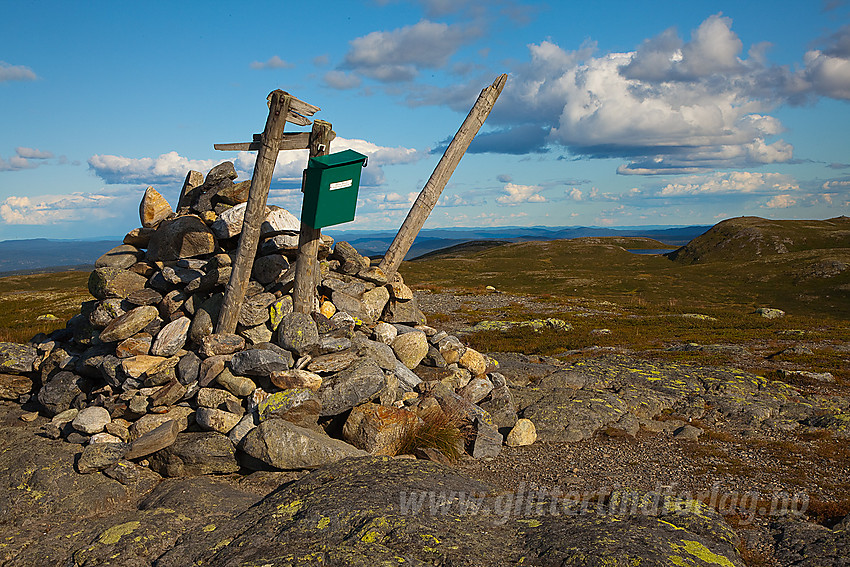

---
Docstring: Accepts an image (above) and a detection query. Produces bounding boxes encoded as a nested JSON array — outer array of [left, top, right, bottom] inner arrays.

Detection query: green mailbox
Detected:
[[301, 149, 367, 229]]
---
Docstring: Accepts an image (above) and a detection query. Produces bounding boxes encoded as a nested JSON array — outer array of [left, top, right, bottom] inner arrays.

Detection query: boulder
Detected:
[[125, 419, 182, 460], [71, 406, 111, 435], [505, 418, 537, 447], [146, 215, 217, 262], [230, 347, 293, 376], [150, 317, 191, 357], [88, 267, 149, 300], [342, 402, 417, 455], [391, 331, 429, 369], [99, 305, 159, 343], [239, 418, 367, 470], [77, 442, 130, 474], [277, 312, 319, 356], [139, 186, 174, 228]]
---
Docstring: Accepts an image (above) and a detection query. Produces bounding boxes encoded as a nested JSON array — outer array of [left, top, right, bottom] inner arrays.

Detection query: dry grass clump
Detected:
[[394, 404, 469, 463]]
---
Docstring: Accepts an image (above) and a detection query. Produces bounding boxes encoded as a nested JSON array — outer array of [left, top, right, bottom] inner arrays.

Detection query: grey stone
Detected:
[[189, 293, 224, 344], [71, 406, 112, 435], [125, 419, 182, 460], [318, 358, 386, 417], [38, 371, 90, 416], [99, 305, 159, 343], [77, 442, 130, 474], [277, 312, 319, 356], [393, 360, 422, 391], [317, 335, 352, 354], [0, 342, 38, 374], [196, 407, 242, 434], [673, 424, 704, 440], [373, 321, 397, 345], [95, 244, 145, 269], [391, 331, 429, 369], [228, 412, 260, 446], [150, 316, 191, 357], [352, 337, 396, 370], [87, 267, 149, 300], [240, 418, 367, 470], [261, 207, 300, 235], [459, 376, 494, 404], [331, 291, 371, 323], [149, 431, 239, 477], [251, 254, 289, 285], [146, 215, 217, 262], [260, 233, 299, 254], [472, 416, 502, 459], [230, 347, 293, 376], [177, 351, 201, 385], [210, 202, 247, 239], [238, 292, 276, 327]]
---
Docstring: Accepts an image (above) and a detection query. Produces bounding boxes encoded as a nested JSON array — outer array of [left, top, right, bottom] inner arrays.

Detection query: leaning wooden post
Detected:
[[293, 120, 333, 314], [216, 91, 292, 334], [378, 73, 507, 276]]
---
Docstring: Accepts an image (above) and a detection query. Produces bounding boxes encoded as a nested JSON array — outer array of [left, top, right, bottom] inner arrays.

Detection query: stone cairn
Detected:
[[0, 161, 527, 477]]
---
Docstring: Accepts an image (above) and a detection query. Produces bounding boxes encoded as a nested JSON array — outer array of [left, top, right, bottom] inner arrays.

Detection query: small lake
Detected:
[[626, 249, 676, 255]]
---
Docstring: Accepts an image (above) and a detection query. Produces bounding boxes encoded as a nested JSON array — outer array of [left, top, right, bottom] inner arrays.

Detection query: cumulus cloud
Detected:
[[0, 61, 37, 82], [0, 147, 59, 171], [419, 14, 850, 173], [340, 20, 474, 82], [802, 25, 850, 99], [89, 151, 220, 185], [496, 182, 546, 204], [323, 70, 362, 90], [763, 194, 797, 208], [567, 188, 583, 201], [0, 193, 119, 225], [250, 55, 294, 70], [654, 171, 799, 197]]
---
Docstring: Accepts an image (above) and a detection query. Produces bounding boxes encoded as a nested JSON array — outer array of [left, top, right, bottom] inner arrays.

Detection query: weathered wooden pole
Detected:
[[378, 73, 507, 276], [216, 91, 292, 334], [292, 120, 333, 314]]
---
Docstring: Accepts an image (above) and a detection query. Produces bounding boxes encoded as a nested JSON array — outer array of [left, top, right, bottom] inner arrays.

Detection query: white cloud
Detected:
[[801, 25, 850, 100], [0, 193, 119, 225], [88, 151, 219, 184], [656, 171, 799, 197], [250, 55, 294, 70], [567, 187, 583, 201], [763, 194, 797, 208], [323, 70, 362, 90], [234, 136, 423, 187], [0, 147, 58, 171], [496, 183, 546, 204], [341, 20, 473, 82], [0, 61, 37, 82]]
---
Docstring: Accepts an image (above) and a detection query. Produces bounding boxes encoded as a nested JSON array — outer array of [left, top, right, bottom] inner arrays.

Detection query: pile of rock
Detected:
[[0, 161, 529, 478]]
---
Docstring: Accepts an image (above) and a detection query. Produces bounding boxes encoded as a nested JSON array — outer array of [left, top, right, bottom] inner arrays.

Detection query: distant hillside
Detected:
[[0, 239, 120, 274], [337, 224, 710, 259], [667, 216, 850, 264]]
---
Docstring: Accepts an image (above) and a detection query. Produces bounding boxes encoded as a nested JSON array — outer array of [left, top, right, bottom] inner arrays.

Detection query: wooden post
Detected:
[[216, 90, 292, 334], [292, 120, 333, 314], [378, 73, 507, 276]]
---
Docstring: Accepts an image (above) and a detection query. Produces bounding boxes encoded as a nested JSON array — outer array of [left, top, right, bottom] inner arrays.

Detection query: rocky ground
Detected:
[[0, 161, 847, 565]]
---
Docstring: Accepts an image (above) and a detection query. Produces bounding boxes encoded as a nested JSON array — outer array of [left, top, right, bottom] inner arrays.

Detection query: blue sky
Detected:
[[1, 0, 849, 241]]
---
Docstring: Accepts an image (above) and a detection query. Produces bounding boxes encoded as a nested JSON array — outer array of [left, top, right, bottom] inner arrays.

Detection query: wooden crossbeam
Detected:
[[213, 131, 335, 152]]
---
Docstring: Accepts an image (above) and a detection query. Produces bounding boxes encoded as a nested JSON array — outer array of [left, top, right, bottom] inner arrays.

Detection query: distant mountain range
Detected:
[[0, 225, 712, 275]]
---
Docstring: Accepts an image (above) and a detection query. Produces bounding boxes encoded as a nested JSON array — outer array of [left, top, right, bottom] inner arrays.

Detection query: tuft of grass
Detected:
[[394, 404, 469, 463]]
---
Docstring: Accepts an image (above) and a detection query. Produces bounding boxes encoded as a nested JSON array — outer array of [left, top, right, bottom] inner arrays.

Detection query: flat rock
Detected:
[[149, 431, 239, 477], [318, 358, 386, 417], [240, 418, 367, 470], [0, 342, 38, 374], [0, 373, 33, 399], [99, 305, 159, 342], [261, 206, 300, 235], [200, 333, 245, 357], [95, 244, 145, 269], [230, 347, 293, 376], [195, 406, 242, 434], [270, 369, 323, 391], [210, 201, 247, 239]]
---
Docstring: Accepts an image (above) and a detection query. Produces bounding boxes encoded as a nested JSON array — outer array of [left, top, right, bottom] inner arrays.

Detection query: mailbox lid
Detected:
[[307, 149, 367, 170]]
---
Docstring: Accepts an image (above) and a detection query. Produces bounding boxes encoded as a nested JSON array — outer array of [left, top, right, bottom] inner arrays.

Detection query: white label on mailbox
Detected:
[[329, 179, 353, 191]]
